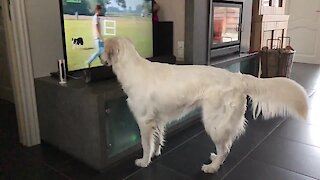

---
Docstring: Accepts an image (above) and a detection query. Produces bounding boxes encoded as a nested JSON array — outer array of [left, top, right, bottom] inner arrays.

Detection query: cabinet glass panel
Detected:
[[105, 96, 201, 157], [105, 96, 140, 157]]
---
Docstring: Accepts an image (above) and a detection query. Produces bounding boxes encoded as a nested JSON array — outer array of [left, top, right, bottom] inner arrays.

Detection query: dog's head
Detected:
[[101, 37, 136, 66]]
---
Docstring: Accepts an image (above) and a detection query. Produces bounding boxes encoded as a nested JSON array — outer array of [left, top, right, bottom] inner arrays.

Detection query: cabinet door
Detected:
[[262, 30, 273, 48], [274, 29, 284, 47], [287, 0, 320, 64]]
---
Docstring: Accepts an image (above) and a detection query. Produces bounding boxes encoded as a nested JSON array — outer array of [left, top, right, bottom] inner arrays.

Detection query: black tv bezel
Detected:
[[209, 1, 243, 50], [58, 0, 155, 74], [58, 0, 69, 73]]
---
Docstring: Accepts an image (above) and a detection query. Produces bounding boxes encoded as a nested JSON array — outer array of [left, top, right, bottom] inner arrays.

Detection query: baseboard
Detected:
[[0, 86, 14, 103]]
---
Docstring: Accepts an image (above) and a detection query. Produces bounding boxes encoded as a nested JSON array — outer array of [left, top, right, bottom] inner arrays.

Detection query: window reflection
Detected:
[[213, 7, 240, 44]]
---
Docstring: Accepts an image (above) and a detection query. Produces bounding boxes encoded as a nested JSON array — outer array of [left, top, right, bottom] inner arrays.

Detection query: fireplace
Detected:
[[185, 0, 253, 67], [209, 1, 243, 59]]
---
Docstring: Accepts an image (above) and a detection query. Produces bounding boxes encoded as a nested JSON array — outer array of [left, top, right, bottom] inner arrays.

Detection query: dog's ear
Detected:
[[103, 38, 120, 66]]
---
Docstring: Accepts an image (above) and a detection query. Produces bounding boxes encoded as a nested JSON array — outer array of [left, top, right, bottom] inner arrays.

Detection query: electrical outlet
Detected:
[[177, 41, 184, 49]]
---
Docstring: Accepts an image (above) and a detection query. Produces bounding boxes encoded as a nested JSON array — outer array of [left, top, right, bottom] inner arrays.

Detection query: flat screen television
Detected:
[[59, 0, 153, 72]]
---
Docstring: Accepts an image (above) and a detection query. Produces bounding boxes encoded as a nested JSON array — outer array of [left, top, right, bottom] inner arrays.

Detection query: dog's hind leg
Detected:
[[135, 120, 157, 167], [201, 140, 231, 173], [201, 91, 247, 173]]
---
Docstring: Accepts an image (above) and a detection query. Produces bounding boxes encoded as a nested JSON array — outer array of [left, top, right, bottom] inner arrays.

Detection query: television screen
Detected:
[[60, 0, 153, 71]]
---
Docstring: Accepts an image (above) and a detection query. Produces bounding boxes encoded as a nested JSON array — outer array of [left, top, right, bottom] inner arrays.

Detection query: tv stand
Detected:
[[34, 76, 199, 171]]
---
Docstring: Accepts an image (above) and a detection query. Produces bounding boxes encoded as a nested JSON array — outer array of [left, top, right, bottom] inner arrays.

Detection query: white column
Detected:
[[2, 0, 40, 146]]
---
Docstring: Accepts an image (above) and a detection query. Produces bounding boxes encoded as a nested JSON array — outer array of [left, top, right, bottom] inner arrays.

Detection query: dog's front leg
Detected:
[[153, 124, 165, 157], [135, 121, 155, 168]]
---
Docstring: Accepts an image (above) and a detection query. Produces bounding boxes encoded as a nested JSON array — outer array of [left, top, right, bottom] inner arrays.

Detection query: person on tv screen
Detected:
[[152, 1, 160, 22], [86, 4, 104, 68]]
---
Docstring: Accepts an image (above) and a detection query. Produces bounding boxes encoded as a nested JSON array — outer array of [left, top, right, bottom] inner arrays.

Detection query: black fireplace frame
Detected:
[[185, 0, 253, 66]]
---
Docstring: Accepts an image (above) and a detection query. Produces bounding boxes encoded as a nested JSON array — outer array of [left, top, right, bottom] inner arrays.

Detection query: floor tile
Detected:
[[309, 91, 320, 106], [307, 108, 320, 127], [291, 63, 320, 91], [52, 155, 141, 180], [224, 158, 316, 180], [155, 116, 284, 179], [125, 164, 191, 180], [307, 91, 320, 126], [51, 159, 109, 180], [22, 143, 74, 167], [156, 132, 216, 178], [273, 119, 320, 148], [162, 120, 204, 154], [1, 154, 68, 180], [250, 135, 320, 179]]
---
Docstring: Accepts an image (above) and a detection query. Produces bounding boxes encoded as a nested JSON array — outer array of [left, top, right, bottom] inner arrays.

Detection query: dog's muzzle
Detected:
[[100, 56, 111, 67]]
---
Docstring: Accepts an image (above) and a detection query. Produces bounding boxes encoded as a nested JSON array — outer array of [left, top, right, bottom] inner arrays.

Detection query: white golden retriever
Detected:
[[101, 37, 308, 173]]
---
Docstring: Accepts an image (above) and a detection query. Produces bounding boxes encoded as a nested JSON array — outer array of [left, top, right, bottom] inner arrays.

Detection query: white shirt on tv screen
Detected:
[[92, 14, 101, 40]]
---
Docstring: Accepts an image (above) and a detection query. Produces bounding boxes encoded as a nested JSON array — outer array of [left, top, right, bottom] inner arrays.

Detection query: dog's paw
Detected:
[[201, 164, 218, 174], [154, 148, 161, 157], [135, 158, 150, 168], [210, 153, 217, 161]]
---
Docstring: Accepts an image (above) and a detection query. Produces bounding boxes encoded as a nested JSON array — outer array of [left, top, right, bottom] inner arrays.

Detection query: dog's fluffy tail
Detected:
[[242, 74, 309, 120]]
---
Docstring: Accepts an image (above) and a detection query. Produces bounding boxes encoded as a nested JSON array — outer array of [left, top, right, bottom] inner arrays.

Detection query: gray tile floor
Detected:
[[291, 63, 320, 96], [0, 62, 319, 180]]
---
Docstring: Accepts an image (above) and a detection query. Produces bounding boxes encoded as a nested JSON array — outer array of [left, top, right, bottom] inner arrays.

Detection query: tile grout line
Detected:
[[156, 163, 194, 180], [221, 118, 287, 180], [44, 163, 73, 180]]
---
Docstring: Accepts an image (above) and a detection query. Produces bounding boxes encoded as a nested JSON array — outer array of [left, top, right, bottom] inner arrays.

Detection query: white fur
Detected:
[[102, 37, 309, 173]]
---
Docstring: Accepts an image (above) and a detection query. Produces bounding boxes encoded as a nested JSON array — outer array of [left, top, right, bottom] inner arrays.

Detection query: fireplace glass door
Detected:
[[211, 2, 242, 48]]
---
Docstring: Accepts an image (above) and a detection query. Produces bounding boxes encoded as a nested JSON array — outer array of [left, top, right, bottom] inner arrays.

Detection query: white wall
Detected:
[[157, 0, 185, 58], [25, 0, 64, 78]]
